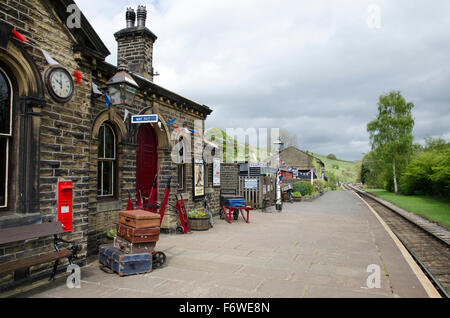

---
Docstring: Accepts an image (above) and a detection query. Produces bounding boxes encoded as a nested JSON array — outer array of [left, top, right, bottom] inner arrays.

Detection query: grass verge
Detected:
[[363, 188, 450, 229]]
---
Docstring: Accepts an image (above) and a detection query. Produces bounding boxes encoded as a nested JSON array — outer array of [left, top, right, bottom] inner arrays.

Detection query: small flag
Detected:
[[105, 93, 111, 107], [175, 126, 182, 133], [11, 29, 27, 42], [123, 109, 129, 122], [167, 118, 177, 125], [92, 82, 103, 95], [73, 70, 82, 86], [41, 49, 59, 65]]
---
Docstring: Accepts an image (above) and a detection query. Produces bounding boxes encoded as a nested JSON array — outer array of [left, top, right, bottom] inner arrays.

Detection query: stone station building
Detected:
[[0, 0, 220, 287]]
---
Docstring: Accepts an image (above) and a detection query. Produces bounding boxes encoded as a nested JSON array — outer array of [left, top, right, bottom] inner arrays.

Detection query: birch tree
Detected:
[[367, 91, 415, 193]]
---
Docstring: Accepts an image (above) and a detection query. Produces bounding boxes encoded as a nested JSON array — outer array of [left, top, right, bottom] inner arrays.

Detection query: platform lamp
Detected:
[[106, 59, 139, 143], [274, 137, 284, 211], [106, 59, 139, 107]]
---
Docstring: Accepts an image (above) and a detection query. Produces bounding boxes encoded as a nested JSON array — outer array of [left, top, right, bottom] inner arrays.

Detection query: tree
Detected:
[[327, 154, 337, 160], [367, 91, 415, 193]]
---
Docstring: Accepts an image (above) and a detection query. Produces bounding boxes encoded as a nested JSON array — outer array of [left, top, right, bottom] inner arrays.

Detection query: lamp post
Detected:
[[106, 60, 139, 143], [106, 59, 139, 107], [274, 137, 284, 211]]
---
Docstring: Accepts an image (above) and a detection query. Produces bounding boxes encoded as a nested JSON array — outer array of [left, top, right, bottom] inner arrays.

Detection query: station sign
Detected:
[[131, 114, 159, 124], [249, 162, 268, 168]]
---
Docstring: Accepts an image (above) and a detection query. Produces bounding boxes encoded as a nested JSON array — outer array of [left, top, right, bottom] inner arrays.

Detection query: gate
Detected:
[[238, 176, 276, 209]]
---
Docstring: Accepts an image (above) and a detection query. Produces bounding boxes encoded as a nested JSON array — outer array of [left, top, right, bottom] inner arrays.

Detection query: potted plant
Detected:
[[106, 228, 117, 240], [188, 208, 211, 231]]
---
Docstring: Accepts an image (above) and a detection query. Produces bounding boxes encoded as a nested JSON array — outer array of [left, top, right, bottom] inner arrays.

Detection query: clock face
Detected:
[[50, 70, 73, 99], [45, 67, 74, 103]]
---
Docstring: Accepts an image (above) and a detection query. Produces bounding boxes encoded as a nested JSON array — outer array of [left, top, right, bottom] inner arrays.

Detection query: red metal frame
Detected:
[[135, 190, 144, 210], [222, 206, 252, 224], [146, 174, 158, 212], [158, 178, 171, 225], [176, 195, 190, 234]]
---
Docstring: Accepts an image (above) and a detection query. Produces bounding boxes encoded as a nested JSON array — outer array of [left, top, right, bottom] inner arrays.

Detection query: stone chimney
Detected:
[[114, 5, 157, 82], [137, 5, 147, 27], [126, 8, 136, 28]]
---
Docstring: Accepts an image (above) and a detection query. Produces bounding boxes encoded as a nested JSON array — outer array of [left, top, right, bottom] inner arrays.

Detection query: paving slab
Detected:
[[5, 190, 431, 298]]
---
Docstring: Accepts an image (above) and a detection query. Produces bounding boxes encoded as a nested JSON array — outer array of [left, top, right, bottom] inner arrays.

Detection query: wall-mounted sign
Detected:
[[249, 162, 268, 168], [213, 158, 221, 187], [194, 158, 205, 200], [244, 178, 258, 190], [131, 114, 159, 124]]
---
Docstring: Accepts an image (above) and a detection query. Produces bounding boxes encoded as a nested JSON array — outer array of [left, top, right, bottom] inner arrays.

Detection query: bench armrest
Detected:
[[53, 235, 82, 257]]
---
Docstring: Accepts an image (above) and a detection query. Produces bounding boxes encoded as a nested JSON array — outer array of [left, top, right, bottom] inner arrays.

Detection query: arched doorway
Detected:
[[136, 124, 158, 206]]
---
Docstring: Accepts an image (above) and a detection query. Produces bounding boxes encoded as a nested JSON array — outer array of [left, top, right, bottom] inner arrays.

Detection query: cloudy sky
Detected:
[[76, 0, 450, 161]]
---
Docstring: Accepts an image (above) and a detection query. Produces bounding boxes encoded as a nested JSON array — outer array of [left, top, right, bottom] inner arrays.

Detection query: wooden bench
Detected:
[[0, 222, 81, 282]]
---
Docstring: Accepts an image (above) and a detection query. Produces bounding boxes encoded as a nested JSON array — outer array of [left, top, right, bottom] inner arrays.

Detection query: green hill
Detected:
[[204, 128, 360, 183], [311, 153, 359, 183]]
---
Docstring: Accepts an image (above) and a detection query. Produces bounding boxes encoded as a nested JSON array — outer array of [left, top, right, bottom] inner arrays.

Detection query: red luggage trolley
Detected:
[[220, 197, 252, 224]]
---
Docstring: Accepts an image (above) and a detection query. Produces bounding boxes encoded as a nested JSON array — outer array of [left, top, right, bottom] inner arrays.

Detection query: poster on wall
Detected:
[[194, 158, 205, 200], [244, 178, 259, 190], [213, 157, 221, 187]]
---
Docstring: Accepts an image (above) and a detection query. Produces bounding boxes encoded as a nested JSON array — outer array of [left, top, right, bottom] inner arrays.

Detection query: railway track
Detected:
[[345, 184, 450, 298]]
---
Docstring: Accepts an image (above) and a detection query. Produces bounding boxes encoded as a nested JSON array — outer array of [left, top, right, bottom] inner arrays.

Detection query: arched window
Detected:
[[97, 123, 116, 197], [0, 68, 12, 208]]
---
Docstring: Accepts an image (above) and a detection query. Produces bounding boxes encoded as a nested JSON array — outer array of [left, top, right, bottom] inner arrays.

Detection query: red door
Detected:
[[136, 124, 158, 206]]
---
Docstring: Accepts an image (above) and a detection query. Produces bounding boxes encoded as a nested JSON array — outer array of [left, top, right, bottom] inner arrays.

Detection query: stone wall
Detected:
[[220, 163, 240, 194], [0, 0, 216, 288]]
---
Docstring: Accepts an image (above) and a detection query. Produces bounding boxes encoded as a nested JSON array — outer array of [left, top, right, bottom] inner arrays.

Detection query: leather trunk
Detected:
[[116, 222, 160, 243], [98, 244, 152, 277], [114, 236, 156, 254], [119, 210, 160, 229]]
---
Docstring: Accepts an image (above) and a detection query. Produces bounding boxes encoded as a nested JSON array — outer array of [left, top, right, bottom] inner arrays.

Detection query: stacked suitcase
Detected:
[[99, 210, 161, 277]]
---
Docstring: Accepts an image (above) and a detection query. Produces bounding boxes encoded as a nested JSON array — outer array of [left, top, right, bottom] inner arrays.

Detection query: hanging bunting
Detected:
[[175, 126, 182, 133], [41, 49, 59, 65], [11, 29, 27, 42], [123, 109, 130, 122], [73, 70, 83, 86], [105, 93, 111, 107], [92, 82, 103, 95], [167, 118, 177, 125]]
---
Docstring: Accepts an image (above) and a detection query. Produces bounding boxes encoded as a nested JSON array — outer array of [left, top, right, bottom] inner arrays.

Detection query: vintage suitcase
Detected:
[[98, 244, 152, 277], [119, 210, 160, 229], [224, 197, 246, 207], [114, 236, 156, 254], [116, 222, 160, 243]]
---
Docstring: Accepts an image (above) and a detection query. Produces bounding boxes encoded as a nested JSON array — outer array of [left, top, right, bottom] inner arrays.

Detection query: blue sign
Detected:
[[131, 114, 159, 124]]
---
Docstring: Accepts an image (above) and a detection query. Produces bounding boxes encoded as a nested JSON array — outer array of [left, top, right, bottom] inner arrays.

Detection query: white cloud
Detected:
[[75, 0, 450, 160]]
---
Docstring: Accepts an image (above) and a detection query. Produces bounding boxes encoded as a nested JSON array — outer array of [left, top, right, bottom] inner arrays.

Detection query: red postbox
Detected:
[[58, 181, 73, 233]]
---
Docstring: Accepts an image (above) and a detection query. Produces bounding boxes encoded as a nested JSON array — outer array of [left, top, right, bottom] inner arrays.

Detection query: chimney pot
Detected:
[[126, 8, 136, 28], [137, 5, 147, 27]]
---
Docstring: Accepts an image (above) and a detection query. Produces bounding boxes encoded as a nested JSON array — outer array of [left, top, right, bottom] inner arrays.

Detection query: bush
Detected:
[[293, 181, 314, 196], [400, 147, 450, 198], [313, 179, 326, 193], [327, 154, 337, 160]]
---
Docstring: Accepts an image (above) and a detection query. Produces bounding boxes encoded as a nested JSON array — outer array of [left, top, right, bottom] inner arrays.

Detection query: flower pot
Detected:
[[188, 217, 210, 231], [293, 196, 302, 202]]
